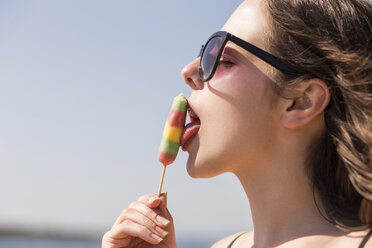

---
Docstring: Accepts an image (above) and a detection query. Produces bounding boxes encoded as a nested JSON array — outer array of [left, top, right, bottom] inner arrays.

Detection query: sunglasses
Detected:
[[198, 31, 297, 82]]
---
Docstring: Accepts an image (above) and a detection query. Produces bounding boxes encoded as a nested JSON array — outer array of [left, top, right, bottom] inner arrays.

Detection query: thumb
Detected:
[[157, 192, 177, 248], [158, 192, 172, 219]]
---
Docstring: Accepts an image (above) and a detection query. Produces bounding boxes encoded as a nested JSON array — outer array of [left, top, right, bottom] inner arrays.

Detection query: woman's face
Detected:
[[181, 0, 282, 178]]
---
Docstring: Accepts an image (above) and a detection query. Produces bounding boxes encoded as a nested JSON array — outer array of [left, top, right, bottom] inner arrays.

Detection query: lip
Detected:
[[181, 100, 201, 151]]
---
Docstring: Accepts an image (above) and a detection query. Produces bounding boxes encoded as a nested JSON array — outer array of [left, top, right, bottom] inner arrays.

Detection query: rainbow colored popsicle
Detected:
[[157, 93, 187, 196], [158, 93, 187, 165]]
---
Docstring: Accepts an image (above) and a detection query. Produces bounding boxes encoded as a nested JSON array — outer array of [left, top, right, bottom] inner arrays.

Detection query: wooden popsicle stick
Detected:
[[157, 165, 166, 196]]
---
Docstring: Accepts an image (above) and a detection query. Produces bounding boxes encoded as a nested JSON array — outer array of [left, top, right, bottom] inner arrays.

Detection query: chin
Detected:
[[186, 162, 200, 178], [184, 136, 231, 178], [186, 161, 214, 178], [186, 152, 225, 179], [185, 152, 202, 178]]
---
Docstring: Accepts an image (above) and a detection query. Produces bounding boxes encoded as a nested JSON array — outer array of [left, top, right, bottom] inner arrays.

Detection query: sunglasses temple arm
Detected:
[[230, 36, 296, 74]]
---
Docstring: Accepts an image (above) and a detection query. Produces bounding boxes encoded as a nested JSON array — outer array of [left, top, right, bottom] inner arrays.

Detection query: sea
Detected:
[[0, 237, 213, 248]]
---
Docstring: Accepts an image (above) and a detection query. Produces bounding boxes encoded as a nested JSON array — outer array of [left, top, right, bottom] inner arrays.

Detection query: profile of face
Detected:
[[181, 0, 283, 178]]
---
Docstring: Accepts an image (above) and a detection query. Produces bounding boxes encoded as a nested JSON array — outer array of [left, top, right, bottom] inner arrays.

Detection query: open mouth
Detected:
[[181, 103, 201, 151]]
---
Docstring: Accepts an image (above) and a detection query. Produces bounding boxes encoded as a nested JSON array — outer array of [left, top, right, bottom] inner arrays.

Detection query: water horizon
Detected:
[[0, 225, 219, 248]]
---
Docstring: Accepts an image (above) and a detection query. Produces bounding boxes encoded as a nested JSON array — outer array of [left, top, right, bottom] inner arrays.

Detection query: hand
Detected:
[[102, 192, 177, 248]]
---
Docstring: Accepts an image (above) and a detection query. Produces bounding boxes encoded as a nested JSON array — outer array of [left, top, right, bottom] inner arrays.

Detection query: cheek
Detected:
[[187, 65, 279, 177], [197, 71, 275, 171], [210, 65, 270, 117], [207, 102, 270, 165]]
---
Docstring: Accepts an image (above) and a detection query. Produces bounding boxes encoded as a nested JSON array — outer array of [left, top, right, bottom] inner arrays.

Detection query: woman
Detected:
[[102, 0, 372, 247]]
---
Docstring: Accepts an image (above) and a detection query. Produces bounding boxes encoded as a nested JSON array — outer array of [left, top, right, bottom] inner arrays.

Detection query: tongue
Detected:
[[181, 120, 201, 150]]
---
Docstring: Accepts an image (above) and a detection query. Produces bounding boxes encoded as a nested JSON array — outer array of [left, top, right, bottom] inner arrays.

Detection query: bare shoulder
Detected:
[[359, 229, 372, 248], [334, 228, 372, 248], [365, 241, 372, 248], [211, 231, 252, 248]]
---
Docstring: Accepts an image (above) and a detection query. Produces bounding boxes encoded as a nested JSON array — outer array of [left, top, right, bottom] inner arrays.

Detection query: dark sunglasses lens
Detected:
[[200, 36, 223, 81]]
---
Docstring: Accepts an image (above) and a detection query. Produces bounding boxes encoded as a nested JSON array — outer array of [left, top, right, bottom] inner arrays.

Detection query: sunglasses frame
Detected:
[[198, 31, 297, 82]]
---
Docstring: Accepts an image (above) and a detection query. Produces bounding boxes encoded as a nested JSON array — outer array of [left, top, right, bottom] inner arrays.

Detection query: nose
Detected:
[[181, 58, 204, 90]]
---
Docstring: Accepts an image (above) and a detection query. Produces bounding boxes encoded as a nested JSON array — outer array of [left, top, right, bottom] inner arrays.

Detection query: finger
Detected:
[[102, 230, 132, 248], [137, 194, 161, 208], [117, 208, 169, 238], [130, 201, 171, 227], [114, 203, 170, 228], [110, 219, 163, 245]]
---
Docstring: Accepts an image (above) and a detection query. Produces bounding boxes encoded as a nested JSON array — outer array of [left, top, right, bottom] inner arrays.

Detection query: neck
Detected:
[[233, 142, 342, 247]]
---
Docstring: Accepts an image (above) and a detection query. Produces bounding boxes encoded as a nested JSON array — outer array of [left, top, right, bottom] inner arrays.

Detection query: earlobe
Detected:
[[281, 79, 330, 129]]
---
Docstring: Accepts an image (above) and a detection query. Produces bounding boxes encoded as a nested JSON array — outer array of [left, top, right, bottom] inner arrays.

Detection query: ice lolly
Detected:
[[157, 93, 187, 195]]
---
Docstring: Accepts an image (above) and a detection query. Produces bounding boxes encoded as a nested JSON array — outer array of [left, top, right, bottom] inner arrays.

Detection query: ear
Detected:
[[281, 79, 330, 129]]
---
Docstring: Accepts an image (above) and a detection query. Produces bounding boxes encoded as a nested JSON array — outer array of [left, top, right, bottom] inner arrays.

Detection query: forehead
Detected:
[[221, 0, 269, 48]]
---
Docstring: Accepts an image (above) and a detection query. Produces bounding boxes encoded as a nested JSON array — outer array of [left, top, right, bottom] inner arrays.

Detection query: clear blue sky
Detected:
[[0, 0, 253, 240]]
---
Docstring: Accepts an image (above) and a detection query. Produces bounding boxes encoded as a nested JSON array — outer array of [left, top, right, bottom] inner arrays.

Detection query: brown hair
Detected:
[[265, 0, 372, 228]]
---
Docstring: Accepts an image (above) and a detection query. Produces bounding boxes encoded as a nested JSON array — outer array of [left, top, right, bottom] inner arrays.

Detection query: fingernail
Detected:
[[151, 233, 163, 243], [155, 226, 169, 238], [156, 215, 170, 226]]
